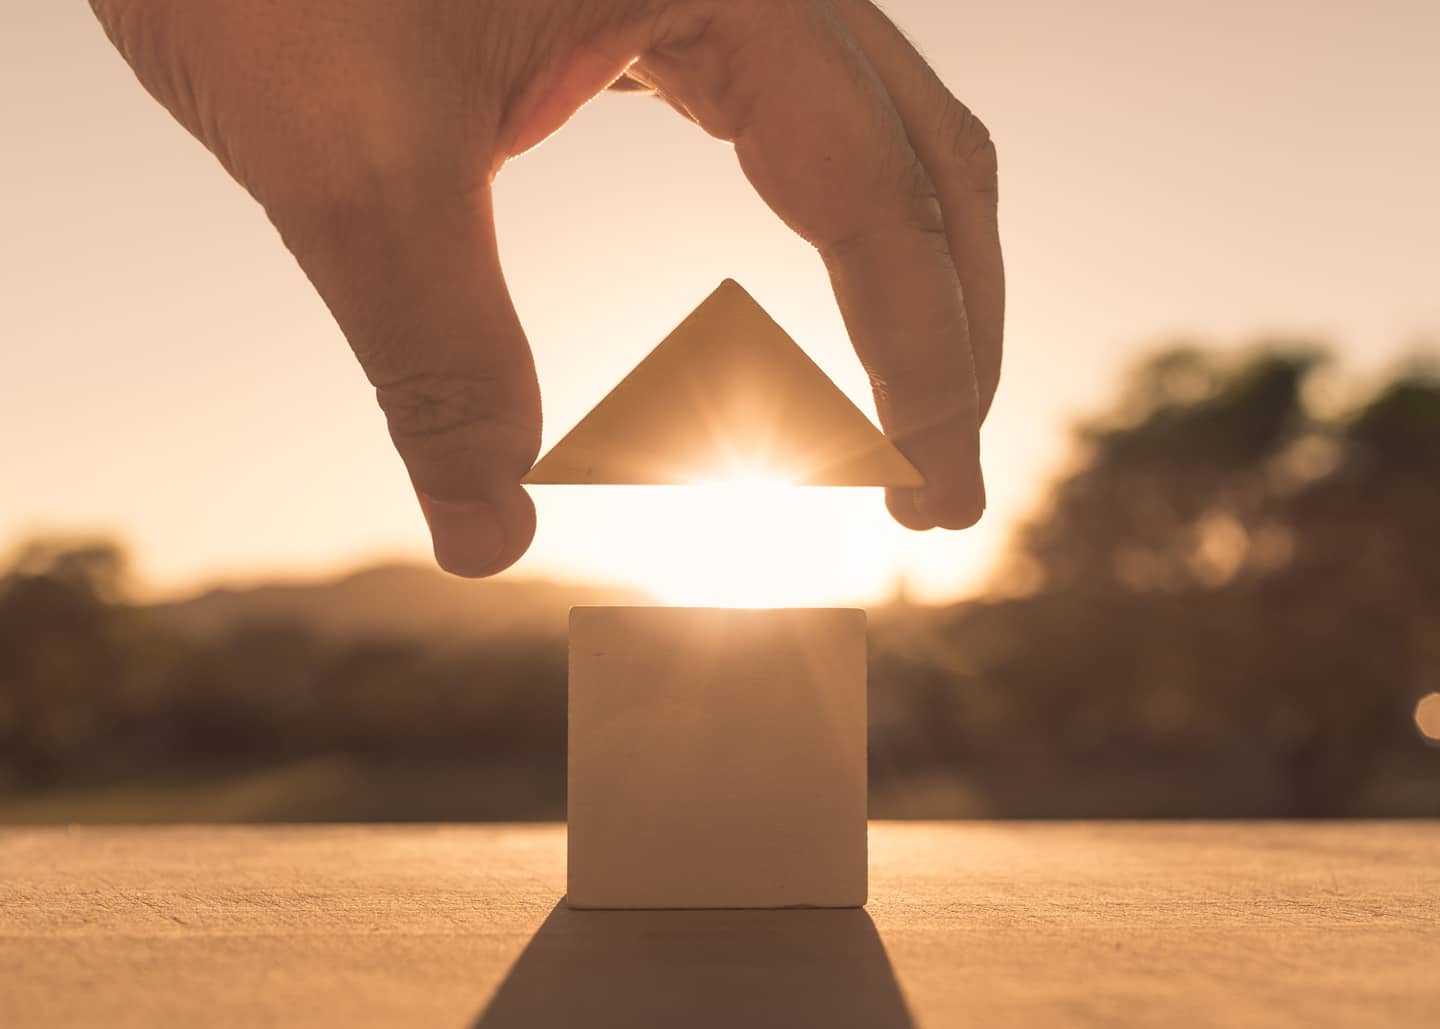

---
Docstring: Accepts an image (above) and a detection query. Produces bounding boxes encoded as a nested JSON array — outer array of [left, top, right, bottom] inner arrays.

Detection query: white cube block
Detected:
[[567, 606, 867, 909]]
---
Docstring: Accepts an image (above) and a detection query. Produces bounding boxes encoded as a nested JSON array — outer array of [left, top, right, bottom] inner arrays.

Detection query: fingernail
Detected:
[[417, 493, 505, 576]]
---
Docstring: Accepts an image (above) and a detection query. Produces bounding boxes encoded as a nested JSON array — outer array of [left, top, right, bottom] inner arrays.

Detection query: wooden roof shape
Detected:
[[524, 280, 923, 486]]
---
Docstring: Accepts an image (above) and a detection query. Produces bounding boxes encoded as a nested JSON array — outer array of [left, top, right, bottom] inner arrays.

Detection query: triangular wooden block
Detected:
[[524, 280, 923, 486]]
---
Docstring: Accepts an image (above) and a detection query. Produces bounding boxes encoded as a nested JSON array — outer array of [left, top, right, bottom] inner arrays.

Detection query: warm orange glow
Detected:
[[526, 459, 1003, 607], [537, 464, 903, 607], [16, 3, 1433, 601], [636, 473, 877, 608], [1415, 692, 1440, 743]]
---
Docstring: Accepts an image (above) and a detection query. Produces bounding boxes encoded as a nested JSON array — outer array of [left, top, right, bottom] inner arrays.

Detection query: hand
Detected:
[[90, 0, 1003, 576]]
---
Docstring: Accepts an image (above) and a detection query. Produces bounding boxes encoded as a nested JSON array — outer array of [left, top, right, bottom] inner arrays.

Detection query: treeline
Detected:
[[869, 347, 1440, 816], [0, 550, 566, 790], [1, 344, 1437, 817]]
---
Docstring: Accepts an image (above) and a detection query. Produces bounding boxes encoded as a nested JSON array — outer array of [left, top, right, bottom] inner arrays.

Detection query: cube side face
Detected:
[[567, 607, 867, 909]]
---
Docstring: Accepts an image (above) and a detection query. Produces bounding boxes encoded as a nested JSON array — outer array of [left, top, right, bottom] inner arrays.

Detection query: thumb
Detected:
[[275, 185, 541, 577]]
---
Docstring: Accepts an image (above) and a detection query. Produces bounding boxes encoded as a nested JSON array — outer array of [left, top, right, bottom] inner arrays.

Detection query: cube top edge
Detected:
[[568, 605, 866, 612], [569, 604, 867, 619], [569, 605, 867, 637]]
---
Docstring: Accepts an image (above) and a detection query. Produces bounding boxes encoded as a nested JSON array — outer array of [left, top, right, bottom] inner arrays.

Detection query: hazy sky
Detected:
[[3, 1, 1437, 603]]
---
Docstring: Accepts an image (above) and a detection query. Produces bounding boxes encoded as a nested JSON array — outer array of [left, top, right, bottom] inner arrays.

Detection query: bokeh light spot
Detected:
[[1415, 692, 1440, 744]]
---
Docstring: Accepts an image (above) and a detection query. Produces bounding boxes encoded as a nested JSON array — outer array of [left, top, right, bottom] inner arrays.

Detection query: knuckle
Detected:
[[647, 6, 756, 141], [895, 159, 950, 240], [821, 156, 952, 267], [373, 365, 542, 487], [867, 332, 979, 438], [874, 374, 977, 446], [936, 96, 998, 191], [870, 140, 950, 237], [895, 151, 942, 207], [870, 351, 964, 412], [374, 373, 512, 444], [651, 3, 719, 51]]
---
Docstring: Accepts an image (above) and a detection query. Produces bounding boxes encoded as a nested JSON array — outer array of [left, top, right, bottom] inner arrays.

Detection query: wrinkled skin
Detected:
[[90, 0, 1003, 575]]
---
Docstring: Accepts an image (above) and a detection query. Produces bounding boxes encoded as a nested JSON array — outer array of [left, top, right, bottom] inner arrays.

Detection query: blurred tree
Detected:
[[1261, 366, 1440, 812], [6, 537, 130, 603], [0, 537, 184, 786], [168, 620, 328, 760], [961, 349, 1440, 815], [1021, 347, 1323, 594]]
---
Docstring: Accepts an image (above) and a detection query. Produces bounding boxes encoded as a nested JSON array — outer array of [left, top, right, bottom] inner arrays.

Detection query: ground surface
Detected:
[[2, 822, 1436, 1027]]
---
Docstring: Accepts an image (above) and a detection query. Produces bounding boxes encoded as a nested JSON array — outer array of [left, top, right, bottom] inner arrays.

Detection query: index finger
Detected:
[[832, 0, 1004, 422], [636, 0, 985, 529]]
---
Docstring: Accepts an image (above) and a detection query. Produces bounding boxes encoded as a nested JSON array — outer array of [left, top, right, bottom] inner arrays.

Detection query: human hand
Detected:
[[90, 0, 1003, 575]]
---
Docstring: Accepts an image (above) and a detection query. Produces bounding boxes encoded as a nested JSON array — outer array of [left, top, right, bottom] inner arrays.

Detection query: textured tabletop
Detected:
[[2, 822, 1437, 1028]]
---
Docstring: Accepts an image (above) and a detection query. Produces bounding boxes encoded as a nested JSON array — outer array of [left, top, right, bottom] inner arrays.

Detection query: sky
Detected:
[[2, 1, 1437, 605]]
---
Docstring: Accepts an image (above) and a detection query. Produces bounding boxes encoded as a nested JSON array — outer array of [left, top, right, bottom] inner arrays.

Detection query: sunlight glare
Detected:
[[525, 461, 1003, 607], [619, 468, 891, 608]]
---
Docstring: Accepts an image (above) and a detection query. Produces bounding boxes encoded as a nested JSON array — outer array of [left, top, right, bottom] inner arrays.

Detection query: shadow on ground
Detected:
[[472, 900, 914, 1029]]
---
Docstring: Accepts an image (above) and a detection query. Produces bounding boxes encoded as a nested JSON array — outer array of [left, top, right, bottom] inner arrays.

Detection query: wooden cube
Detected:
[[567, 606, 868, 909]]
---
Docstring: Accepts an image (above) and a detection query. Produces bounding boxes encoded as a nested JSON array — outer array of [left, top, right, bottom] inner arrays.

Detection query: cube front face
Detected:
[[567, 606, 867, 909]]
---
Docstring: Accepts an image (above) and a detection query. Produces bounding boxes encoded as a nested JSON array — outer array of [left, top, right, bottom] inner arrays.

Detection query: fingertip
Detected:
[[886, 487, 935, 531], [918, 491, 984, 531], [418, 487, 535, 578], [916, 467, 986, 531]]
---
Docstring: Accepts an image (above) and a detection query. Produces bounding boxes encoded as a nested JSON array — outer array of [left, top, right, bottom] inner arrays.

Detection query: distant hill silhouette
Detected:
[[150, 563, 650, 642], [5, 342, 1438, 821]]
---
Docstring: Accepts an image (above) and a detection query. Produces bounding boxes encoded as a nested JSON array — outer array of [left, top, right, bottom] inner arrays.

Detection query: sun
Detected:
[[527, 464, 944, 609], [641, 477, 796, 607], [620, 468, 892, 608]]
